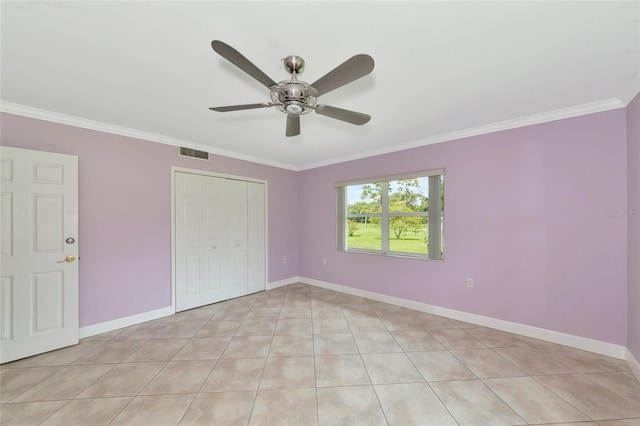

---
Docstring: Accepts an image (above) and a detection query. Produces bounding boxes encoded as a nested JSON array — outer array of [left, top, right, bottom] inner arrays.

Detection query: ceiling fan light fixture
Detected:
[[285, 102, 304, 114]]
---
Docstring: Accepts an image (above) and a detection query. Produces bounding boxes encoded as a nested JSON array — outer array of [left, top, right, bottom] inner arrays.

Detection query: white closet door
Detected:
[[175, 172, 206, 312], [247, 182, 265, 294], [225, 179, 248, 299], [202, 176, 226, 304], [175, 172, 265, 311]]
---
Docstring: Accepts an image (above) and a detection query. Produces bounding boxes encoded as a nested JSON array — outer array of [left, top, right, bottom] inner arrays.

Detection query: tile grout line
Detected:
[[353, 303, 391, 426], [401, 327, 462, 426], [445, 345, 529, 424], [309, 286, 321, 426], [172, 308, 223, 425], [523, 373, 595, 424], [242, 291, 279, 425], [579, 371, 640, 408]]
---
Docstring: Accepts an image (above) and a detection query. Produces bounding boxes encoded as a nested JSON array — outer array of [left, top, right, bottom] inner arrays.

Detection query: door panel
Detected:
[[225, 180, 247, 299], [175, 172, 205, 311], [184, 202, 202, 242], [206, 253, 222, 291], [0, 146, 79, 364], [184, 255, 201, 295], [33, 194, 64, 252], [32, 162, 64, 184], [202, 177, 225, 304], [232, 250, 247, 285], [1, 192, 13, 256], [247, 249, 265, 295], [1, 276, 13, 339], [32, 272, 64, 332]]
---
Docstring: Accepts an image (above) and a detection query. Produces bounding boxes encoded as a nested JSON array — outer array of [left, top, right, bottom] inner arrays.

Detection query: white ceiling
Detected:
[[1, 1, 639, 170]]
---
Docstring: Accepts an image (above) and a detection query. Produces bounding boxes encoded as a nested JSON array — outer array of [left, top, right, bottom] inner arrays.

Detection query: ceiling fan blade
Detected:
[[211, 40, 277, 89], [286, 114, 300, 137], [209, 102, 273, 112], [310, 54, 374, 96], [315, 105, 371, 125]]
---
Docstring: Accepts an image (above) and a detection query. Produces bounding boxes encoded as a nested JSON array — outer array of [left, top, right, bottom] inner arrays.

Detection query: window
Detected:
[[337, 169, 444, 260]]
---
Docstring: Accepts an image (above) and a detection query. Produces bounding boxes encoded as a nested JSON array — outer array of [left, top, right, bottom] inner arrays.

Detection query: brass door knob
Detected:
[[57, 255, 76, 263]]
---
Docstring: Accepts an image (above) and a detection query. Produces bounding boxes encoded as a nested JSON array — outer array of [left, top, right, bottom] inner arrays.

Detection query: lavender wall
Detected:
[[628, 92, 640, 359], [0, 105, 633, 346], [0, 113, 299, 327], [299, 109, 629, 345]]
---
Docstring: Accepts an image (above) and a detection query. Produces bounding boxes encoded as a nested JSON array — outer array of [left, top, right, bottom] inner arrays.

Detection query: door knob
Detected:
[[57, 255, 76, 263]]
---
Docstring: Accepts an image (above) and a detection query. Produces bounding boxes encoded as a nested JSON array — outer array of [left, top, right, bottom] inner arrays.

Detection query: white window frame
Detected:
[[336, 169, 444, 260]]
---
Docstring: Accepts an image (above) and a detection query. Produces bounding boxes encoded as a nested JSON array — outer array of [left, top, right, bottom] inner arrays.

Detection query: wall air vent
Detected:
[[179, 147, 209, 160]]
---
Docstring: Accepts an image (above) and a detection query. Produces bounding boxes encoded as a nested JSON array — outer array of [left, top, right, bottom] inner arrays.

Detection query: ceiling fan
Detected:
[[209, 40, 375, 137]]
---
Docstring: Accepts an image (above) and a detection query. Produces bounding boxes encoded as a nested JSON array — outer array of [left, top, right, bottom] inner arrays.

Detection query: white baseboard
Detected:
[[267, 276, 301, 290], [79, 277, 630, 362], [78, 278, 301, 339], [79, 306, 175, 339], [626, 348, 640, 382], [297, 277, 628, 360]]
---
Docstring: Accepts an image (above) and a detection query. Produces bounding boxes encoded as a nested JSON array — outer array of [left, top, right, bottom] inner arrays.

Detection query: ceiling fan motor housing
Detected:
[[270, 81, 317, 115]]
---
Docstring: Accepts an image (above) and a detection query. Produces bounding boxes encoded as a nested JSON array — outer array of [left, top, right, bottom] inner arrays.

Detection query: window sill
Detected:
[[341, 249, 443, 261]]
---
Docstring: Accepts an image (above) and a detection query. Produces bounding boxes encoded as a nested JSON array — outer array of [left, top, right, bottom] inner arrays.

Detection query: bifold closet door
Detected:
[[224, 179, 248, 300], [175, 173, 265, 312], [175, 172, 227, 311]]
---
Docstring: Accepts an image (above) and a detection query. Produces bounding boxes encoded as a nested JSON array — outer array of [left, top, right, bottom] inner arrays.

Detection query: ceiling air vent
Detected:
[[179, 147, 209, 160]]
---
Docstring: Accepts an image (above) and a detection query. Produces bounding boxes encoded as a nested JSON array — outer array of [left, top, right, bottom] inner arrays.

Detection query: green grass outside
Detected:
[[347, 223, 428, 254]]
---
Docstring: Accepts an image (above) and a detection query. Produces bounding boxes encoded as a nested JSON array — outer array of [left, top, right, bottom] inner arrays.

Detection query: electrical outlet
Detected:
[[467, 278, 474, 288], [322, 259, 327, 266], [283, 257, 287, 264]]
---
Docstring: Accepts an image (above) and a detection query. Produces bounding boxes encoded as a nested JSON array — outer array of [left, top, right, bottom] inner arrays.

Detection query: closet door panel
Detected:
[[175, 172, 205, 312], [225, 180, 248, 299], [203, 176, 226, 304]]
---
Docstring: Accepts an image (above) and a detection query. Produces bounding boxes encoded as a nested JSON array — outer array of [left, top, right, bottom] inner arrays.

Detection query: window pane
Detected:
[[388, 216, 428, 255], [388, 178, 428, 213], [346, 218, 382, 251], [339, 171, 443, 260], [347, 184, 382, 214]]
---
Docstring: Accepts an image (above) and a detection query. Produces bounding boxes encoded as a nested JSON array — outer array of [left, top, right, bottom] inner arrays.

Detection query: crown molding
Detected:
[[298, 97, 626, 170], [1, 97, 628, 173], [618, 70, 640, 106], [0, 101, 300, 171]]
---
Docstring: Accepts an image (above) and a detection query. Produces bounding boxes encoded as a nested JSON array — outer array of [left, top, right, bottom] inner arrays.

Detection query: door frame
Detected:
[[170, 166, 268, 313]]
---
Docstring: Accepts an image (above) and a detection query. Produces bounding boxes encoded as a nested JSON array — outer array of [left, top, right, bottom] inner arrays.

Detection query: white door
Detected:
[[225, 179, 248, 300], [247, 182, 265, 294], [0, 146, 79, 364], [202, 176, 226, 305], [174, 172, 265, 311], [174, 172, 206, 312]]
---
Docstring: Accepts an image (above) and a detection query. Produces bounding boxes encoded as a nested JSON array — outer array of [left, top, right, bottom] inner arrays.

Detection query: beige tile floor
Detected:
[[1, 283, 639, 425]]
